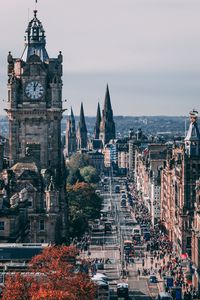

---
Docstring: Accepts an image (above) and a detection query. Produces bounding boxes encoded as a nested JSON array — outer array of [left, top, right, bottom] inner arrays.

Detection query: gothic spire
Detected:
[[79, 102, 87, 133], [104, 84, 112, 112], [65, 107, 77, 157], [77, 103, 88, 149], [70, 107, 76, 134], [100, 85, 116, 145], [94, 102, 101, 139]]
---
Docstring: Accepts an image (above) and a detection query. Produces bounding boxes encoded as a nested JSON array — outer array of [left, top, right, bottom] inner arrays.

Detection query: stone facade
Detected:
[[0, 144, 3, 172], [7, 11, 63, 175], [0, 10, 67, 244], [161, 110, 200, 256], [192, 179, 200, 292]]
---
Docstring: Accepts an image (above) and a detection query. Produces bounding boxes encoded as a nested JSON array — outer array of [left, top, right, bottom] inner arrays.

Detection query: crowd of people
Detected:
[[131, 186, 199, 300]]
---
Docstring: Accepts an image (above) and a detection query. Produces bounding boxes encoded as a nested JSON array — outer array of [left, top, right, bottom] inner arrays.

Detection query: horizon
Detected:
[[0, 0, 200, 115]]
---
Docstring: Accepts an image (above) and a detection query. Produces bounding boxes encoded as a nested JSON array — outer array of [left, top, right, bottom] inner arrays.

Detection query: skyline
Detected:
[[0, 0, 200, 116]]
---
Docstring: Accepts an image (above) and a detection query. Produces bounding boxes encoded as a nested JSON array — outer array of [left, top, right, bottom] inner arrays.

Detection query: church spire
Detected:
[[79, 102, 87, 133], [77, 103, 88, 150], [100, 85, 116, 145], [65, 107, 77, 157], [70, 107, 76, 134], [94, 102, 101, 139], [104, 84, 112, 112], [24, 10, 49, 62]]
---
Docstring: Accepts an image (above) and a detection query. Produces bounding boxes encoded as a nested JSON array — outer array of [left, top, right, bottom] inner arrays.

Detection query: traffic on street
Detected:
[[76, 174, 196, 300]]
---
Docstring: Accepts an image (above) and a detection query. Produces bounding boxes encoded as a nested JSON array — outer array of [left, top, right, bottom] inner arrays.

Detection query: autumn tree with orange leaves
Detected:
[[3, 246, 96, 300]]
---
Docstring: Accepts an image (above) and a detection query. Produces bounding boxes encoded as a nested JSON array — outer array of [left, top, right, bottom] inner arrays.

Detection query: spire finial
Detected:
[[33, 10, 37, 18]]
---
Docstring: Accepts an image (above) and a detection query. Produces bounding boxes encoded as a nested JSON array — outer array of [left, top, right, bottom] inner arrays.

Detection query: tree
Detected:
[[67, 182, 102, 238], [68, 153, 90, 171], [80, 166, 100, 184], [3, 246, 96, 300], [66, 153, 100, 185]]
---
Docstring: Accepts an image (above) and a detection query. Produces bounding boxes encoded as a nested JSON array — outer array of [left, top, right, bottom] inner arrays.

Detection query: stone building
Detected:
[[7, 11, 63, 174], [1, 10, 67, 244], [192, 179, 200, 292], [0, 144, 3, 172], [87, 151, 104, 173], [128, 128, 143, 180], [161, 110, 200, 256], [135, 143, 168, 223]]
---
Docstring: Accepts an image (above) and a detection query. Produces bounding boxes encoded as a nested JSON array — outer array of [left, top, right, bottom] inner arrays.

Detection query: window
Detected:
[[186, 237, 191, 248], [39, 220, 45, 231], [28, 198, 33, 208], [0, 222, 4, 231]]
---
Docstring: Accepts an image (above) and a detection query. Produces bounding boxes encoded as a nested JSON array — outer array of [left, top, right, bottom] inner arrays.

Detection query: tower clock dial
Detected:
[[25, 81, 44, 100]]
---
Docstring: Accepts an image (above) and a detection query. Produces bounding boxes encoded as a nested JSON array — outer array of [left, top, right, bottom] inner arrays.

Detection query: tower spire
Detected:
[[104, 84, 112, 112], [65, 107, 77, 157], [77, 103, 88, 150], [24, 9, 49, 62], [94, 102, 101, 139], [100, 85, 116, 145], [79, 102, 87, 132]]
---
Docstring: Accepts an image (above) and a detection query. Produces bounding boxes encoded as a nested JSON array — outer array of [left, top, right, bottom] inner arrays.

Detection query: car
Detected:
[[149, 275, 158, 283], [115, 185, 120, 193], [121, 200, 126, 207], [104, 185, 109, 191]]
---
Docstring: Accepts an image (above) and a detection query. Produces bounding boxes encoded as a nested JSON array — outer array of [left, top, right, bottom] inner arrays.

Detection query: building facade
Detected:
[[0, 10, 67, 244], [161, 110, 200, 255]]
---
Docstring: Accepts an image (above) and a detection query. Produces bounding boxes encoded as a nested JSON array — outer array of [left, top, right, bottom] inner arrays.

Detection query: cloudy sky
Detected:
[[0, 0, 200, 116]]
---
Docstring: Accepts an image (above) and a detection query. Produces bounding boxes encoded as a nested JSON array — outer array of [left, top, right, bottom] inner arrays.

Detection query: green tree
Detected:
[[68, 153, 90, 171], [80, 166, 100, 184], [67, 153, 91, 185], [67, 182, 102, 238]]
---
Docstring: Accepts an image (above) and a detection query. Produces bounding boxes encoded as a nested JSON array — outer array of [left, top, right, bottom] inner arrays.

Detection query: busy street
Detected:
[[75, 174, 198, 300]]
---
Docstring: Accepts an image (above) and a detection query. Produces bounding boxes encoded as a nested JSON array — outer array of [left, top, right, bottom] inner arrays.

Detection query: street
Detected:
[[84, 176, 158, 300]]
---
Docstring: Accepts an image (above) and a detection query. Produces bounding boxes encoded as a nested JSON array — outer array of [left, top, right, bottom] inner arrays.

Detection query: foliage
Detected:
[[66, 153, 100, 185], [3, 246, 96, 300], [67, 182, 102, 238], [80, 166, 100, 184], [68, 153, 90, 171]]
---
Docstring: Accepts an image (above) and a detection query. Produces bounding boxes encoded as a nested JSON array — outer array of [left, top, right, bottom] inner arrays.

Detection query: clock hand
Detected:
[[33, 82, 38, 91]]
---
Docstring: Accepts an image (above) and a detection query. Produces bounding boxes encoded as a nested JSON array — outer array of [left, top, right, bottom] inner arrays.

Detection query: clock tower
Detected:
[[6, 10, 63, 174]]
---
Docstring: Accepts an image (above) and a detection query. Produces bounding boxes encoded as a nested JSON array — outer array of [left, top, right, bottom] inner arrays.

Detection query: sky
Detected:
[[0, 0, 200, 116]]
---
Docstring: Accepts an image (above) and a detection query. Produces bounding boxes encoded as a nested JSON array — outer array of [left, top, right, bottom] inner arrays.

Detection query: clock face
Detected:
[[25, 81, 44, 100]]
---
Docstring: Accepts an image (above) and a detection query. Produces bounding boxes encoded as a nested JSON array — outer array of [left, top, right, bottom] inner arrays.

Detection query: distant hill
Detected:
[[0, 115, 188, 139]]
